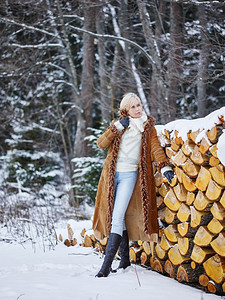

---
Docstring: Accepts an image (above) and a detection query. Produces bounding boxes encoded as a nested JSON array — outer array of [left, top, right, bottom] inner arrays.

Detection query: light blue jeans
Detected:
[[111, 171, 138, 236]]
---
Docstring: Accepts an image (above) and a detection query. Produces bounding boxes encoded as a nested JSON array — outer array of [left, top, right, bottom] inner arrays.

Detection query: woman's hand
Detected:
[[163, 170, 175, 184], [119, 117, 129, 128]]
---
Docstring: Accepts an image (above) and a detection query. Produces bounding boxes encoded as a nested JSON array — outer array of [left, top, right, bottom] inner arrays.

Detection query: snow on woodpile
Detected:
[[156, 106, 225, 166]]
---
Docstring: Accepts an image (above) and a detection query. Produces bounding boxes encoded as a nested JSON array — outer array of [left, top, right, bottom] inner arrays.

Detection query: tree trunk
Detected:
[[197, 4, 208, 118], [167, 2, 183, 121], [76, 1, 96, 157], [96, 3, 111, 122], [136, 0, 167, 122]]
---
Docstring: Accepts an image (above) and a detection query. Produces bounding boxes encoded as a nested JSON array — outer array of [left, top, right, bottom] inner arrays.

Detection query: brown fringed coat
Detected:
[[92, 116, 169, 242]]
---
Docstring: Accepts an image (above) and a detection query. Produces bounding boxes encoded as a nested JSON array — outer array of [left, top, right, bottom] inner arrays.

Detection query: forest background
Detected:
[[0, 0, 224, 245]]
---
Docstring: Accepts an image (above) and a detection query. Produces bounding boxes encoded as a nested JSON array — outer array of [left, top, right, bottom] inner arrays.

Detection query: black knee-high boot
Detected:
[[96, 233, 122, 277], [118, 230, 130, 269]]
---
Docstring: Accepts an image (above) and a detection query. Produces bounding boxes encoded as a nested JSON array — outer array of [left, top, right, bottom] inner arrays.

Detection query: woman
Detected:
[[93, 93, 174, 277]]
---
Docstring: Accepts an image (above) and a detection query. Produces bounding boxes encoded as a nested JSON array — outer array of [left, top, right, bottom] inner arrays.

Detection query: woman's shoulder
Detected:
[[144, 115, 155, 129]]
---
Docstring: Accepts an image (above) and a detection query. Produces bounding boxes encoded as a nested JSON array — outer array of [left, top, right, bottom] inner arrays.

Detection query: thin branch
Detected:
[[55, 80, 80, 94], [0, 17, 57, 38], [36, 62, 72, 78], [69, 25, 155, 66], [10, 43, 64, 49]]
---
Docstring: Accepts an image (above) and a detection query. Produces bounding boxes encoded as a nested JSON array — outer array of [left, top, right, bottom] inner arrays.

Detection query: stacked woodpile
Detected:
[[60, 112, 225, 296], [148, 116, 225, 295]]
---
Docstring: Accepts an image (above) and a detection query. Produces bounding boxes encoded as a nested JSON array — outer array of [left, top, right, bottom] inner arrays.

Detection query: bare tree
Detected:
[[136, 0, 168, 122], [197, 4, 208, 117], [167, 1, 183, 121], [96, 2, 111, 122]]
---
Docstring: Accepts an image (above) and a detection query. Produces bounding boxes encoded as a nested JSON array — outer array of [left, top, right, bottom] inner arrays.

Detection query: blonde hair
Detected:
[[119, 93, 142, 114]]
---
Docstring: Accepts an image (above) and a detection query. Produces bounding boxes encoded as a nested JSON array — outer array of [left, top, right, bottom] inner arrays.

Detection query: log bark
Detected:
[[64, 239, 72, 247]]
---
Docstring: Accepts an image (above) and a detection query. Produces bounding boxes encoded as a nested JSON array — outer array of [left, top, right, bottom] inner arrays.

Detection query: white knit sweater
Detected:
[[114, 112, 172, 174], [114, 112, 147, 172]]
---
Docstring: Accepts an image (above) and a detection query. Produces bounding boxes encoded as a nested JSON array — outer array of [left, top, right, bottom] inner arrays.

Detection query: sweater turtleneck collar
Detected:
[[128, 111, 147, 133]]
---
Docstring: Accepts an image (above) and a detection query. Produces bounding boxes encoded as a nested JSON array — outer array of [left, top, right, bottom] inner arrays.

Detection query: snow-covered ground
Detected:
[[0, 219, 222, 300]]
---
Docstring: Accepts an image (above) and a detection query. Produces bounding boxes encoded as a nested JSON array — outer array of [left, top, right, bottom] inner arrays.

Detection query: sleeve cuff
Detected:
[[114, 120, 124, 131], [161, 166, 172, 175]]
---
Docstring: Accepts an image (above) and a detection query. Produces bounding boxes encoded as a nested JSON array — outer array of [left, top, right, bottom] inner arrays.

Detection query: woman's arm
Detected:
[[97, 122, 123, 149]]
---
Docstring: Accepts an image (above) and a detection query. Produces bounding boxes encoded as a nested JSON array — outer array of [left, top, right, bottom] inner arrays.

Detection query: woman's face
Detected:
[[128, 99, 143, 118]]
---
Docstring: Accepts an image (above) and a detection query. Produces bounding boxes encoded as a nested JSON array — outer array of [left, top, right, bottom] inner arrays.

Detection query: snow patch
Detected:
[[156, 106, 225, 166]]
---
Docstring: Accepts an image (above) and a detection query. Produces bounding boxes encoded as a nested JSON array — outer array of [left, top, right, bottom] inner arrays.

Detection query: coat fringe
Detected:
[[106, 123, 124, 235], [139, 117, 155, 234]]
